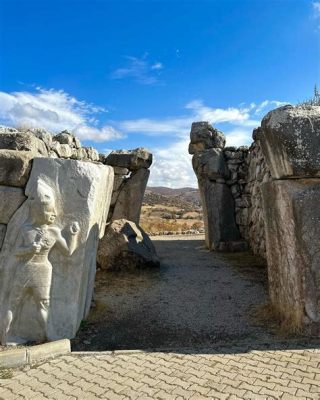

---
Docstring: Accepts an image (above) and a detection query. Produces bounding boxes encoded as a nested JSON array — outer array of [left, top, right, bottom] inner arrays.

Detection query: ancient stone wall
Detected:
[[0, 127, 152, 253], [223, 139, 272, 258], [190, 105, 320, 333]]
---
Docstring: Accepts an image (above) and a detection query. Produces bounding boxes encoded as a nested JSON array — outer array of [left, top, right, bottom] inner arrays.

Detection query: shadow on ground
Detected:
[[72, 236, 320, 354]]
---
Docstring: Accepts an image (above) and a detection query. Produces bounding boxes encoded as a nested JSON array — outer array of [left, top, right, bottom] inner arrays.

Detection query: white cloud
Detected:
[[0, 88, 124, 142], [134, 99, 287, 187], [149, 139, 197, 188], [313, 2, 320, 17], [151, 62, 163, 70], [118, 99, 280, 140], [111, 55, 164, 85]]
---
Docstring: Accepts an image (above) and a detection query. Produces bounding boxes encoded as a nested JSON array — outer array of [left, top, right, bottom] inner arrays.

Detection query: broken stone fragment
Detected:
[[0, 150, 36, 187], [260, 105, 320, 179], [97, 219, 160, 271], [53, 130, 81, 149], [189, 121, 225, 154], [105, 148, 152, 171], [0, 186, 26, 224]]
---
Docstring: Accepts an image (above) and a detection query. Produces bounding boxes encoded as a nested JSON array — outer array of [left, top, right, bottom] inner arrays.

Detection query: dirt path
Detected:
[[72, 235, 274, 351]]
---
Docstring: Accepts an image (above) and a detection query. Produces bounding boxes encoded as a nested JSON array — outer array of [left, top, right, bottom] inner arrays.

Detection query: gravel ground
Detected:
[[72, 235, 274, 351]]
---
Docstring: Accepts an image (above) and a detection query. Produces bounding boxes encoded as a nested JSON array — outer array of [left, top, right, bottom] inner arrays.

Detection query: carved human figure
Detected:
[[1, 182, 80, 344]]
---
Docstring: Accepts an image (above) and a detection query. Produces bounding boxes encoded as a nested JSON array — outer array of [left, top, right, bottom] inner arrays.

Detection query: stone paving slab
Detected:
[[1, 344, 320, 399]]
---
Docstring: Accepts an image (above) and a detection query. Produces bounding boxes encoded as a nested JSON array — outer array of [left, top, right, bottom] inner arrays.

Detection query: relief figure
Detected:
[[1, 181, 80, 344]]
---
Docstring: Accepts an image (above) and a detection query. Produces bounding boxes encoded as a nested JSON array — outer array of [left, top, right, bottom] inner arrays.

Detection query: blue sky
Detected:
[[0, 0, 319, 187]]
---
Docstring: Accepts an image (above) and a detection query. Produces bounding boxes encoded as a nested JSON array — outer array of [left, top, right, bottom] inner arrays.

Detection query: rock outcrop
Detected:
[[97, 219, 160, 271]]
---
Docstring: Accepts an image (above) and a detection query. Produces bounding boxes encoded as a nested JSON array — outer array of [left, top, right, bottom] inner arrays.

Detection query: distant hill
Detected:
[[144, 187, 201, 208], [141, 186, 204, 235]]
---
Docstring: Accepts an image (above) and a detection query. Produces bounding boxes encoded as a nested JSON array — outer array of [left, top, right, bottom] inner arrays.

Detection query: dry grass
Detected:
[[140, 204, 204, 235], [250, 302, 304, 337], [0, 367, 13, 379]]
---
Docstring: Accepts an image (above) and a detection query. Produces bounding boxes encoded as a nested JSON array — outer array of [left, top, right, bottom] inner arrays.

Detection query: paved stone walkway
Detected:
[[1, 343, 320, 399]]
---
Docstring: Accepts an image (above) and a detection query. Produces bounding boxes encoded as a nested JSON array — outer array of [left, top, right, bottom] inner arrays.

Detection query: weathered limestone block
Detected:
[[97, 219, 160, 271], [105, 148, 152, 171], [111, 168, 150, 224], [0, 186, 26, 224], [262, 179, 320, 330], [85, 147, 99, 161], [0, 224, 6, 250], [53, 130, 81, 149], [259, 105, 320, 179], [0, 158, 114, 344], [192, 148, 230, 181], [0, 150, 36, 187], [189, 122, 225, 154], [29, 128, 53, 150], [0, 132, 48, 156], [198, 178, 241, 250]]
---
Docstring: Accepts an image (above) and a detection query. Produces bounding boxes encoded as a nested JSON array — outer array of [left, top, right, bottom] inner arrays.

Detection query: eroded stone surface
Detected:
[[260, 105, 320, 179], [0, 186, 26, 224], [0, 224, 6, 250], [0, 132, 48, 156], [198, 179, 240, 250], [0, 150, 36, 187], [111, 168, 150, 224], [0, 158, 114, 344], [192, 148, 230, 181], [105, 148, 152, 171], [189, 121, 226, 153], [262, 179, 320, 329]]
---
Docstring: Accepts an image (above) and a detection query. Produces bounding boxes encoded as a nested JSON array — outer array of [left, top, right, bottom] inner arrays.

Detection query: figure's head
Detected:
[[42, 203, 57, 224], [29, 179, 57, 225]]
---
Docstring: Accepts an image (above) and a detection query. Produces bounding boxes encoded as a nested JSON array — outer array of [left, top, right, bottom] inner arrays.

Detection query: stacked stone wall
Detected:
[[223, 139, 272, 258], [190, 105, 320, 333], [0, 126, 152, 253]]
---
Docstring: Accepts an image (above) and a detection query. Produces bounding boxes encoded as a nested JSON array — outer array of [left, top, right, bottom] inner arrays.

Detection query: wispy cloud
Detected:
[[0, 87, 124, 142], [118, 99, 284, 140], [111, 55, 164, 85], [312, 2, 320, 29], [126, 99, 287, 188], [313, 1, 320, 18]]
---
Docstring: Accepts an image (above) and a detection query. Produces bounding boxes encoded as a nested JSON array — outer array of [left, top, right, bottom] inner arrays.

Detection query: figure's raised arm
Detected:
[[54, 222, 80, 256]]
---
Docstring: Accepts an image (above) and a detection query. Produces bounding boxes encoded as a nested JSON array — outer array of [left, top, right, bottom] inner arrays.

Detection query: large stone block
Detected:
[[262, 179, 320, 329], [192, 148, 230, 181], [0, 186, 26, 224], [189, 121, 225, 154], [260, 105, 320, 179], [0, 150, 35, 187], [111, 168, 150, 224], [105, 148, 152, 171], [0, 132, 48, 156], [97, 219, 160, 271], [0, 158, 114, 344], [198, 178, 241, 250]]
